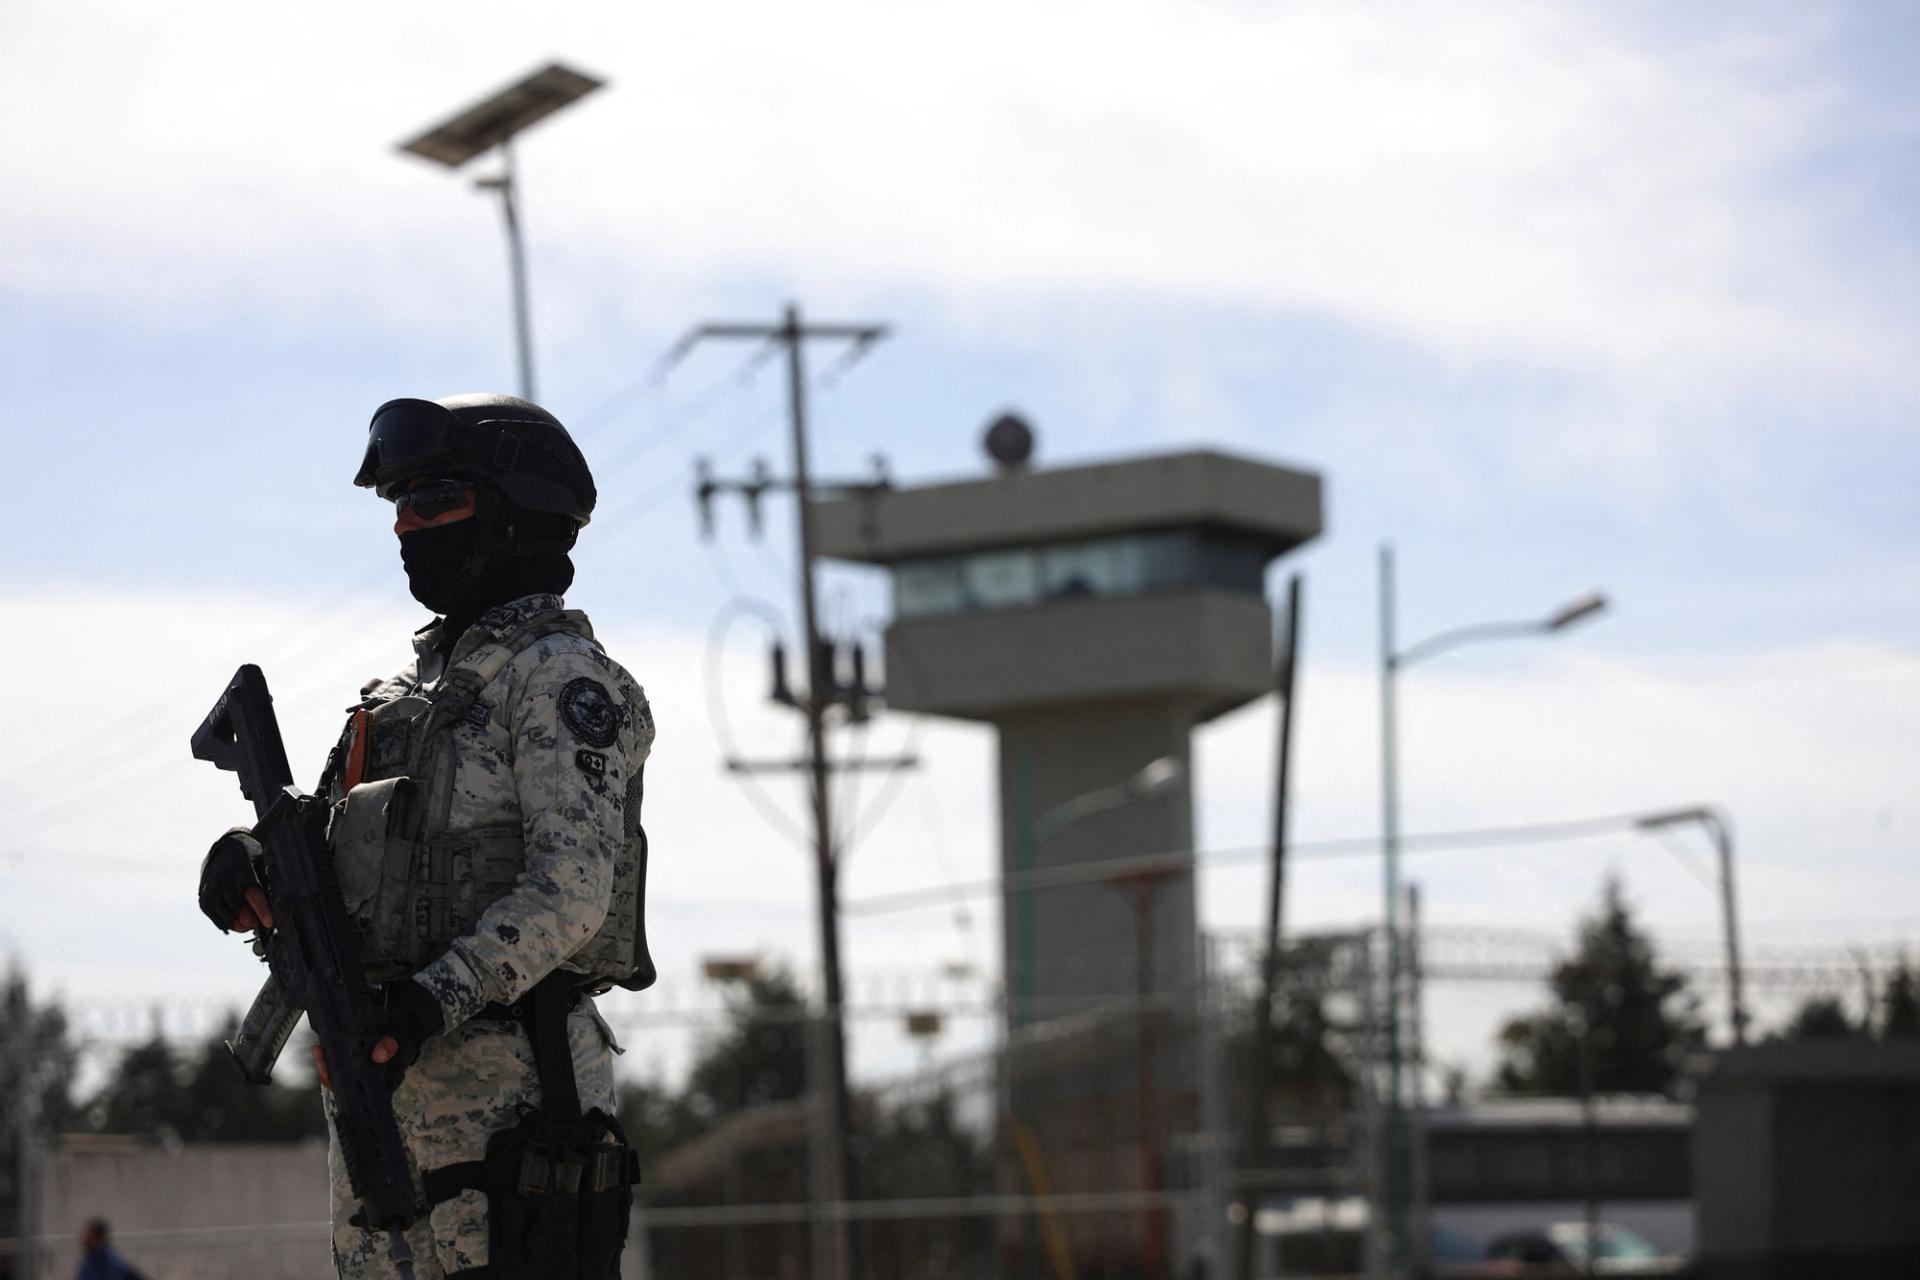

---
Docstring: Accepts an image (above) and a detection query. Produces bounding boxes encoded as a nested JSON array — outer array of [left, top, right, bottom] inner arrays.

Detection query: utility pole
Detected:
[[1376, 545, 1409, 1274], [677, 303, 891, 1280]]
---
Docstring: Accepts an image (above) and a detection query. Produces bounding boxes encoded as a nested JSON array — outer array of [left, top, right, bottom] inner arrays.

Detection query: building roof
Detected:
[[813, 447, 1323, 565], [1695, 1039, 1920, 1084], [1424, 1095, 1692, 1130]]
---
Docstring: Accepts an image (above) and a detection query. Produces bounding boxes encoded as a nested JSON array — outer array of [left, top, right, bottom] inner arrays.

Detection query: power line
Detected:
[[840, 806, 1846, 918]]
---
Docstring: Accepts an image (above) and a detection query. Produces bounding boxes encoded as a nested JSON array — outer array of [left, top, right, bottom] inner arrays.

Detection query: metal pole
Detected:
[[11, 974, 36, 1280], [1011, 754, 1038, 1031], [1236, 573, 1303, 1280], [1355, 934, 1387, 1280], [1196, 936, 1233, 1280], [783, 302, 853, 1280], [1377, 544, 1407, 1274], [1131, 878, 1168, 1280], [1712, 815, 1749, 1046], [497, 139, 536, 402], [1577, 1006, 1599, 1280], [1407, 885, 1430, 1279]]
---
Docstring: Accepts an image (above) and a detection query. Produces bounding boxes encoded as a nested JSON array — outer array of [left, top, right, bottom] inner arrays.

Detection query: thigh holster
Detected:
[[426, 974, 640, 1280]]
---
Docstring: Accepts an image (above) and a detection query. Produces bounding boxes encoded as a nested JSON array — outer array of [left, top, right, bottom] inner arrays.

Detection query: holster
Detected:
[[423, 974, 640, 1280]]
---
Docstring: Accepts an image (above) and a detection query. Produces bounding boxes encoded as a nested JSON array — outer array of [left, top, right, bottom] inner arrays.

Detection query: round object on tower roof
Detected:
[[983, 411, 1035, 472]]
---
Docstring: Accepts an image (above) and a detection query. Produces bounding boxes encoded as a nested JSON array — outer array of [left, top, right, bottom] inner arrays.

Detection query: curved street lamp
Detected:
[[1378, 545, 1607, 1275], [1634, 805, 1747, 1046]]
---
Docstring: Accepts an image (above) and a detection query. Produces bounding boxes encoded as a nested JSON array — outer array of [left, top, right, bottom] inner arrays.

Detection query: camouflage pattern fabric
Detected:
[[324, 593, 649, 1276], [398, 593, 654, 1030], [326, 1006, 620, 1277]]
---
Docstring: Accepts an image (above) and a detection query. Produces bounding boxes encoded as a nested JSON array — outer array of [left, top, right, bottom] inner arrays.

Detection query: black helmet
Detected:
[[355, 393, 596, 526]]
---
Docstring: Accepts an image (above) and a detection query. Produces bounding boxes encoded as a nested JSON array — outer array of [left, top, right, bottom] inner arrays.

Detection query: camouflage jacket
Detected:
[[349, 593, 655, 1031]]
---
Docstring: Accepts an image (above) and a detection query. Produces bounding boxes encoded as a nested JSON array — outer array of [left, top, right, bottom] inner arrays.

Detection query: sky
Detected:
[[1, 0, 1917, 1091]]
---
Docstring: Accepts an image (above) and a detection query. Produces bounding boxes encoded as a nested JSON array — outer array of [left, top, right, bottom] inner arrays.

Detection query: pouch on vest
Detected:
[[331, 775, 425, 983]]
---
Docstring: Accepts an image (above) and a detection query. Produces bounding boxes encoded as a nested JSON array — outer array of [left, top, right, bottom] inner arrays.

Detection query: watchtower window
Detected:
[[892, 527, 1271, 620]]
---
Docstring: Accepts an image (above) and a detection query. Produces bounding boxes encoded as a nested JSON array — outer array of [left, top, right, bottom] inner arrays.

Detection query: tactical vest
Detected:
[[324, 613, 653, 991]]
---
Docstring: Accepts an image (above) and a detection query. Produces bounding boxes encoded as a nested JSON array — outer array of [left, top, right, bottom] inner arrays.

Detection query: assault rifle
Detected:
[[192, 664, 423, 1251]]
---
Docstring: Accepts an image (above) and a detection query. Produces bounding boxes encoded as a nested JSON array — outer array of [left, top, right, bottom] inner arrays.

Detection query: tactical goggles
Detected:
[[391, 478, 477, 522], [355, 398, 527, 498]]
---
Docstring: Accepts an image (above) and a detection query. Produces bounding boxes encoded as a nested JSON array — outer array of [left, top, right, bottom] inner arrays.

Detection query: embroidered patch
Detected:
[[559, 677, 620, 748], [576, 749, 607, 778], [464, 700, 492, 731]]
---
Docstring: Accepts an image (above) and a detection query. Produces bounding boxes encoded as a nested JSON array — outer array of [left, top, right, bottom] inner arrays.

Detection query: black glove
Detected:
[[197, 828, 263, 932], [360, 979, 447, 1091]]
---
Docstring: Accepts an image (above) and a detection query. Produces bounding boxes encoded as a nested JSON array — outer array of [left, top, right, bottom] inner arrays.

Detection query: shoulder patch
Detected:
[[559, 677, 621, 748]]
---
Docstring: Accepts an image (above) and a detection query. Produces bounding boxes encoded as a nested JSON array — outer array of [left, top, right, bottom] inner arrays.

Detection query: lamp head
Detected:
[[1634, 806, 1712, 832], [1547, 592, 1609, 631], [1126, 756, 1184, 800]]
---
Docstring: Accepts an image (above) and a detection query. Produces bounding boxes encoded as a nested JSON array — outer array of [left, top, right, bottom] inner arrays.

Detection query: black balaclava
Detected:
[[399, 504, 575, 653]]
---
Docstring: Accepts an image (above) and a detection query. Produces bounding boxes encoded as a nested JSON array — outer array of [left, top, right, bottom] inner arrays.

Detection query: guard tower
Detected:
[[814, 425, 1324, 1025]]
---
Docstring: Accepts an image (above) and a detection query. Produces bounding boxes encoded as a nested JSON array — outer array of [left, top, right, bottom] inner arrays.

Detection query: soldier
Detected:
[[197, 393, 655, 1279]]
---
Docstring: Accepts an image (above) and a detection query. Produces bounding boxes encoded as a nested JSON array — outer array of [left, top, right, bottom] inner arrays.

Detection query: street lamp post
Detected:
[[1378, 544, 1607, 1273], [397, 63, 605, 402], [1634, 806, 1748, 1045]]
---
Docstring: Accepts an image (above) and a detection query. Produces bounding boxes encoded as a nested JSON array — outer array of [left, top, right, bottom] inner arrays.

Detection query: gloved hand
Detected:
[[355, 979, 447, 1091], [198, 828, 272, 932]]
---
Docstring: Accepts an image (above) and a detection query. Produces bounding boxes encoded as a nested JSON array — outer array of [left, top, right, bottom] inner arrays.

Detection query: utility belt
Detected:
[[426, 972, 640, 1280]]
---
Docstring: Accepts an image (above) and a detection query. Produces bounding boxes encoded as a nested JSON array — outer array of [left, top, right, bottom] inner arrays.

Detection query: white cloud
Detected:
[[2, 0, 1909, 404]]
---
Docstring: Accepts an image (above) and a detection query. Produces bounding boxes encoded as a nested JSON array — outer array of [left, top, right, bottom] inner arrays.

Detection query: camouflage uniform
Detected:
[[324, 593, 653, 1279]]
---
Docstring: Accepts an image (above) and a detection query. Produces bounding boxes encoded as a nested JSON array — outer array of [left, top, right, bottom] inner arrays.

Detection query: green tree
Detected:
[[175, 1018, 327, 1142], [87, 1016, 327, 1143], [1229, 937, 1356, 1116], [88, 1032, 188, 1139], [1880, 961, 1920, 1039], [1, 976, 83, 1244], [615, 1075, 700, 1167], [1495, 878, 1705, 1097], [1782, 995, 1856, 1040], [679, 970, 810, 1124]]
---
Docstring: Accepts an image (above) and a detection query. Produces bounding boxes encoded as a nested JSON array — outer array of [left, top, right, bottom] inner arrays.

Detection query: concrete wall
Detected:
[[886, 589, 1273, 722], [997, 699, 1200, 1021], [1693, 1041, 1920, 1278], [30, 1139, 331, 1280], [27, 1139, 655, 1280]]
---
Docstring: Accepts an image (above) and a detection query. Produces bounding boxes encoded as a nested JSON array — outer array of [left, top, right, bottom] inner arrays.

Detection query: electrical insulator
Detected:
[[848, 642, 871, 724], [771, 641, 795, 707], [745, 457, 772, 537], [694, 457, 716, 538]]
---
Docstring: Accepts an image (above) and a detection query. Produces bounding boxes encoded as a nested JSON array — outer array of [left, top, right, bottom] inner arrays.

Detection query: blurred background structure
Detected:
[[6, 4, 1920, 1279]]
